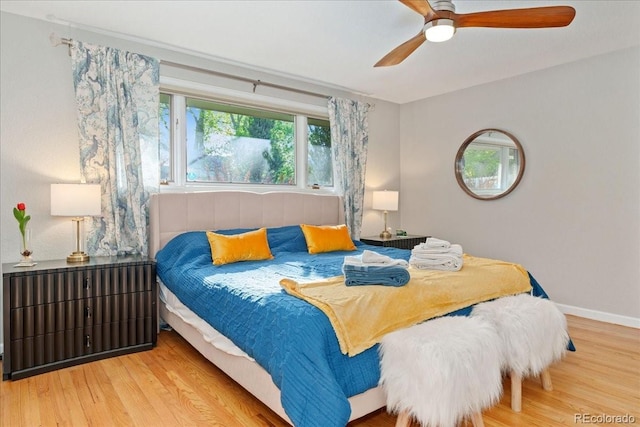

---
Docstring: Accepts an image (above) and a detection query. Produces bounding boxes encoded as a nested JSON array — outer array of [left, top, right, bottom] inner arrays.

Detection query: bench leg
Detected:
[[395, 410, 411, 427], [511, 370, 522, 412], [541, 368, 553, 391], [470, 411, 485, 427]]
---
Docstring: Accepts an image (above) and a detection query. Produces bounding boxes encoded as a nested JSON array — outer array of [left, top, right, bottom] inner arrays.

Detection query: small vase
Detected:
[[17, 228, 35, 266]]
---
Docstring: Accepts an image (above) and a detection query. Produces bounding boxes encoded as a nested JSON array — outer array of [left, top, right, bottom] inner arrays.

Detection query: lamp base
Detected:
[[67, 251, 90, 263], [379, 230, 393, 239]]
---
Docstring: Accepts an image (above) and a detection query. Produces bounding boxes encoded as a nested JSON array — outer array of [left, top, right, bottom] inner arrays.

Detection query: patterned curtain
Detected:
[[328, 97, 370, 239], [70, 41, 159, 256]]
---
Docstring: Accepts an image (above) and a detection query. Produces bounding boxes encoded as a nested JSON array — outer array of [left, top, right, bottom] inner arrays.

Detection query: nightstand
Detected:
[[2, 256, 157, 380], [360, 235, 429, 250]]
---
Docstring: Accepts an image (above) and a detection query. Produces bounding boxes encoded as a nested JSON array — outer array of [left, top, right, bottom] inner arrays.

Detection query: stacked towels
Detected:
[[409, 237, 464, 271], [343, 250, 410, 287]]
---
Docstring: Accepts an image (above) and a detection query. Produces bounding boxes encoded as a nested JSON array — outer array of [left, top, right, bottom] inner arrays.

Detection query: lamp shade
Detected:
[[372, 190, 399, 212], [51, 184, 102, 217]]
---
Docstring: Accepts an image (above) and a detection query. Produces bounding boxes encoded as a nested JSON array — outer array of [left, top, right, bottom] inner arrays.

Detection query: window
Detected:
[[307, 118, 332, 187], [159, 92, 332, 188]]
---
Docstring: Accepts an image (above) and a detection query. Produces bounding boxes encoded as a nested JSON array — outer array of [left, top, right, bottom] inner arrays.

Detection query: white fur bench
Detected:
[[379, 316, 504, 427], [471, 294, 570, 412]]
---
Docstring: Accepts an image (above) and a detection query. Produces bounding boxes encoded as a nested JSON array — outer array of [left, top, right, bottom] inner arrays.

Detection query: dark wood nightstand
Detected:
[[2, 256, 157, 380], [360, 235, 429, 250]]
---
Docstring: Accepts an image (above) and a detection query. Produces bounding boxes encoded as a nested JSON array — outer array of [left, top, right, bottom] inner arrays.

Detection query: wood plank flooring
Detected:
[[2, 315, 639, 426]]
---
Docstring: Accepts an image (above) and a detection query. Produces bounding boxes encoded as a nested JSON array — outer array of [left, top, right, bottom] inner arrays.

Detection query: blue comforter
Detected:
[[156, 225, 555, 427]]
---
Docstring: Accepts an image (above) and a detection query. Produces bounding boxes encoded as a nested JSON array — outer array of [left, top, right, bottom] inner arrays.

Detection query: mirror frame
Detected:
[[454, 129, 526, 201]]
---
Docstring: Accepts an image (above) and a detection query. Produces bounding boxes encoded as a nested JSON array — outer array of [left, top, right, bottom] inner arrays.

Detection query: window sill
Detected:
[[158, 182, 335, 196]]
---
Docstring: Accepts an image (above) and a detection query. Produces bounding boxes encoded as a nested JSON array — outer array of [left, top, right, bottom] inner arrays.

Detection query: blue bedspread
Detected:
[[156, 225, 557, 427]]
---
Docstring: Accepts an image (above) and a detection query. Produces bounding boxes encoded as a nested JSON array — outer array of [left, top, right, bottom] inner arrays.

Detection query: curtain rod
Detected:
[[160, 60, 329, 99], [50, 33, 330, 100]]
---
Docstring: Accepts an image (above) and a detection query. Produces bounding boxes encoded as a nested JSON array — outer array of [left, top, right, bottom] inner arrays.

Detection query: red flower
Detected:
[[13, 203, 31, 247]]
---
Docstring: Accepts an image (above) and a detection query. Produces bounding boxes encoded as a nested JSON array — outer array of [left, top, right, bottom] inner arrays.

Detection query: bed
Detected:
[[149, 191, 551, 427]]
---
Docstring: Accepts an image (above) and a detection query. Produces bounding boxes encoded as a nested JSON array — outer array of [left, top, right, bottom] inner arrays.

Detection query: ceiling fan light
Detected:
[[424, 19, 456, 42]]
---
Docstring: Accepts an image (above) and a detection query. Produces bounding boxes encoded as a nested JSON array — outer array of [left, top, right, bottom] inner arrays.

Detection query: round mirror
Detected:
[[454, 129, 525, 200]]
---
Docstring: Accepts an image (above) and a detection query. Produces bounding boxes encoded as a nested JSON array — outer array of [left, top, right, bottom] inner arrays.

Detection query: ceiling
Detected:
[[2, 0, 639, 104]]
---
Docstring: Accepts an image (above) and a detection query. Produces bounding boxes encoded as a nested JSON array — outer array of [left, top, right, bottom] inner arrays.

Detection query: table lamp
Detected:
[[372, 190, 398, 239], [51, 183, 102, 263]]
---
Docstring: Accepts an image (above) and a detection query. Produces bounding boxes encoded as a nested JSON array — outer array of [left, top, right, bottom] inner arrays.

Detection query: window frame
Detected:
[[159, 76, 333, 192]]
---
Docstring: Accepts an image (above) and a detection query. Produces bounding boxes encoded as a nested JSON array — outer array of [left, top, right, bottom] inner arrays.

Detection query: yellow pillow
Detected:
[[206, 228, 274, 266], [300, 224, 357, 254]]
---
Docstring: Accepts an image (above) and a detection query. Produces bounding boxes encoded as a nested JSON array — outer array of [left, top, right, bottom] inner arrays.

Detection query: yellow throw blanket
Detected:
[[280, 254, 532, 356]]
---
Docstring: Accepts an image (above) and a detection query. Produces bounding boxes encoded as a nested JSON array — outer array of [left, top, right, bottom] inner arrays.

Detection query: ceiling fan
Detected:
[[375, 0, 576, 67]]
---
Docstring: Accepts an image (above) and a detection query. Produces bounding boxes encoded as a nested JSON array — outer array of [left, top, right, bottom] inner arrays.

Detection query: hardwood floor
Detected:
[[2, 315, 639, 426]]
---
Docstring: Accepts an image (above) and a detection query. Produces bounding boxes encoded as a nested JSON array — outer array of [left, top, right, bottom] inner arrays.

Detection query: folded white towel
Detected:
[[409, 253, 463, 271], [410, 240, 463, 271], [425, 237, 451, 249], [412, 243, 463, 257], [344, 250, 409, 269]]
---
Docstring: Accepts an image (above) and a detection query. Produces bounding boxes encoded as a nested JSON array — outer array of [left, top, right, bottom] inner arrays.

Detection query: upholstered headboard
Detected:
[[149, 191, 345, 258]]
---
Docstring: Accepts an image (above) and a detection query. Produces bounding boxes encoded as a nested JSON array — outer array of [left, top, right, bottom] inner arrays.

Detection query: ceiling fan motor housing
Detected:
[[424, 0, 456, 42], [431, 0, 455, 13]]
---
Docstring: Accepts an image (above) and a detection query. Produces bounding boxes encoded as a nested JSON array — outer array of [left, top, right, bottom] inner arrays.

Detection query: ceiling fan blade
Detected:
[[455, 6, 576, 29], [375, 32, 426, 67], [399, 0, 436, 18]]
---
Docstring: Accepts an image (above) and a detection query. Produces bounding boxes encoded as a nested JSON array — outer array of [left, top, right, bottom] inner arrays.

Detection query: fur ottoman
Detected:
[[471, 293, 570, 412], [379, 316, 503, 427]]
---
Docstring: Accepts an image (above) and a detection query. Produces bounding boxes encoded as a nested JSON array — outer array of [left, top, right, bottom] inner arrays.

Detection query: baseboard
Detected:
[[557, 303, 640, 328]]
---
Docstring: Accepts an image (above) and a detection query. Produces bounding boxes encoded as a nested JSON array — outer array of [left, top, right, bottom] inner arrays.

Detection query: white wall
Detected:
[[360, 100, 402, 237], [400, 47, 640, 320], [0, 12, 401, 350]]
